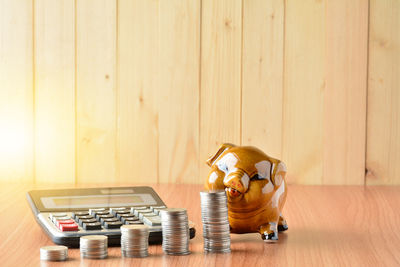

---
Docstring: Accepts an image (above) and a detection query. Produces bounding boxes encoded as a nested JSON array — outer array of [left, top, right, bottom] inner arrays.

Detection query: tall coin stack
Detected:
[[80, 235, 108, 259], [160, 208, 190, 255], [40, 246, 68, 261], [200, 190, 231, 253], [121, 225, 149, 258]]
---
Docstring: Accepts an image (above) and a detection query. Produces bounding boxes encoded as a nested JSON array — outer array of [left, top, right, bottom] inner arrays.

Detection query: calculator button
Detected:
[[50, 213, 68, 220], [96, 213, 114, 220], [114, 210, 130, 215], [72, 211, 89, 218], [56, 219, 76, 228], [125, 220, 144, 225], [52, 216, 71, 224], [95, 211, 110, 217], [152, 207, 167, 215], [89, 208, 106, 215], [77, 215, 95, 224], [130, 207, 147, 214], [150, 206, 166, 211], [109, 207, 128, 214], [59, 223, 78, 231], [79, 218, 98, 226], [139, 212, 156, 220], [104, 221, 123, 229], [117, 213, 135, 220], [133, 209, 152, 217], [83, 222, 102, 230], [121, 216, 139, 224], [100, 217, 119, 224], [142, 216, 161, 226]]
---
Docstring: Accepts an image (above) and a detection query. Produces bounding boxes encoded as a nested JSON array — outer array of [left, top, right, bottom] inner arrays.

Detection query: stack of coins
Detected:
[[200, 190, 231, 253], [40, 246, 68, 261], [80, 235, 108, 259], [160, 208, 190, 255], [121, 225, 149, 258]]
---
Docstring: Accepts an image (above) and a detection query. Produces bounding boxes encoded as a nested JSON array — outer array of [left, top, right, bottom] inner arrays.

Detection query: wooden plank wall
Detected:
[[0, 0, 399, 185]]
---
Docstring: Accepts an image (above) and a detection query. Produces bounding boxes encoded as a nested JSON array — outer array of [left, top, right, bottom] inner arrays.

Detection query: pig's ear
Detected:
[[206, 143, 236, 167]]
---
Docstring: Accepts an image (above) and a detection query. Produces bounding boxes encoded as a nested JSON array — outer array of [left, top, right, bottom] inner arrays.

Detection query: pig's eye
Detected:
[[217, 162, 229, 173]]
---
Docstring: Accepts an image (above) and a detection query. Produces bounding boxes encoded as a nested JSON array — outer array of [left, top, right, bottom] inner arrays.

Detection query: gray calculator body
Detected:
[[26, 186, 195, 247]]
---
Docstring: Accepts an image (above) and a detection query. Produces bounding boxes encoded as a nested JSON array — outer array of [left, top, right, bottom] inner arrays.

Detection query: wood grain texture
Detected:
[[284, 0, 368, 185], [34, 0, 75, 183], [0, 0, 33, 182], [242, 0, 284, 159], [158, 0, 200, 184], [200, 0, 242, 180], [283, 0, 325, 184], [118, 0, 159, 183], [367, 0, 400, 185], [1, 183, 400, 266], [324, 0, 368, 185], [76, 0, 117, 183]]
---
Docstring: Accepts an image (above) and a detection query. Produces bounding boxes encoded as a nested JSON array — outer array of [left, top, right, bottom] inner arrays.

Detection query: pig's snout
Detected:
[[223, 169, 250, 198]]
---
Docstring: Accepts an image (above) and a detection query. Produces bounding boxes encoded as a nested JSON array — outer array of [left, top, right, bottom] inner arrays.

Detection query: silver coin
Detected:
[[200, 191, 231, 253], [40, 246, 68, 261], [160, 208, 190, 255], [80, 235, 108, 259], [120, 224, 149, 258]]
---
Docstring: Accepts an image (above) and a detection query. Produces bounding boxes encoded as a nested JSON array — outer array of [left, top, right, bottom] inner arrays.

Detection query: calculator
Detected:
[[26, 186, 196, 247]]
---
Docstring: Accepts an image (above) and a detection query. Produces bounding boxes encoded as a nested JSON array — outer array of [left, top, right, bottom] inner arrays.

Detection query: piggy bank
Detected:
[[205, 143, 288, 241]]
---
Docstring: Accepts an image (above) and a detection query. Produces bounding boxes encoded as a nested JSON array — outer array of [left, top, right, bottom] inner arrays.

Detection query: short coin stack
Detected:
[[200, 190, 231, 253], [121, 225, 149, 257], [80, 235, 108, 259], [40, 245, 68, 261], [160, 208, 190, 255]]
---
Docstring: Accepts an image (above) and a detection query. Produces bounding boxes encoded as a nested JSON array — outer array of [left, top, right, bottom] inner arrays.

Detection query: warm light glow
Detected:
[[0, 118, 31, 181], [0, 122, 27, 157]]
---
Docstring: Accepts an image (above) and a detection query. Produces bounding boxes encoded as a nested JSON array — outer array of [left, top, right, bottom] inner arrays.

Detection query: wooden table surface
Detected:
[[0, 183, 399, 267]]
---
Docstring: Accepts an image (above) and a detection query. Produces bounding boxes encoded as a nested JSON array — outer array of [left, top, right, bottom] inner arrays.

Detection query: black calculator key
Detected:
[[83, 222, 102, 230], [77, 215, 95, 224], [72, 211, 89, 218], [110, 207, 128, 215], [117, 213, 136, 220], [96, 213, 114, 220], [76, 215, 94, 220], [95, 211, 110, 217], [104, 221, 123, 229], [114, 210, 130, 215], [89, 208, 106, 215], [130, 206, 147, 214], [122, 216, 139, 224], [100, 217, 119, 224], [79, 218, 98, 226], [125, 220, 144, 225]]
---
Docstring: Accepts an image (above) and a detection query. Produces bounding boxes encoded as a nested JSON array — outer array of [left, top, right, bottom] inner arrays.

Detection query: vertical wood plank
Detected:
[[242, 0, 284, 159], [367, 0, 400, 185], [284, 0, 368, 185], [118, 0, 159, 183], [35, 0, 75, 184], [324, 0, 368, 185], [0, 0, 33, 183], [76, 0, 117, 183], [283, 0, 326, 184], [200, 0, 242, 179], [158, 0, 200, 184]]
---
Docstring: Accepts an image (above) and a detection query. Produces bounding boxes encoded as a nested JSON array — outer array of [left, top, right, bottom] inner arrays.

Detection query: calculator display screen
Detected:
[[40, 194, 157, 209], [53, 195, 143, 206]]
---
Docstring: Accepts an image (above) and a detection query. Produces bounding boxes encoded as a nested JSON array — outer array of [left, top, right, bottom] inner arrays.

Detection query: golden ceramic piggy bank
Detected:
[[205, 143, 288, 241]]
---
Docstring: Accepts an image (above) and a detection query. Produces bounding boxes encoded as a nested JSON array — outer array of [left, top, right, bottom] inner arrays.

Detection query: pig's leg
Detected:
[[278, 213, 288, 231], [259, 221, 278, 241]]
